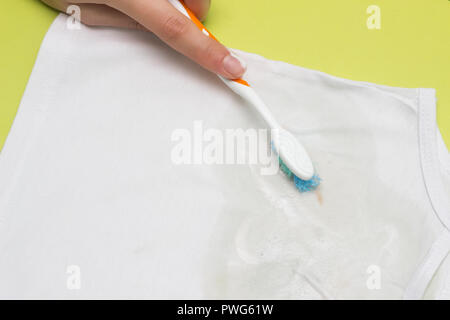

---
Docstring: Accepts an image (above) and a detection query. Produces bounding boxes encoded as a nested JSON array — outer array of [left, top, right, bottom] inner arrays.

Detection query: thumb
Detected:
[[107, 0, 247, 79]]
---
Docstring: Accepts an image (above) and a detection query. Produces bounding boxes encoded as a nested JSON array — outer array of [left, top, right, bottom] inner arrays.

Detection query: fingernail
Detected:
[[223, 53, 247, 78], [229, 50, 247, 70]]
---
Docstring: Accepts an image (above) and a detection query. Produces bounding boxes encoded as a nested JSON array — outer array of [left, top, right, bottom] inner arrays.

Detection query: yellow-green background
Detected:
[[1, 0, 449, 151]]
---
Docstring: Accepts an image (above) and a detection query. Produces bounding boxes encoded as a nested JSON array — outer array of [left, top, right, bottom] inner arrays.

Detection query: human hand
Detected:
[[41, 0, 247, 79]]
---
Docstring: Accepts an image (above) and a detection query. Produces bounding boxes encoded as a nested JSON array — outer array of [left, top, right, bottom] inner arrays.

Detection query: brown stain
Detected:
[[315, 189, 323, 205]]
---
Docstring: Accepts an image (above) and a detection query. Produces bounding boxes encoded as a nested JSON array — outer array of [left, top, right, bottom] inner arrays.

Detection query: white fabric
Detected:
[[0, 14, 449, 299]]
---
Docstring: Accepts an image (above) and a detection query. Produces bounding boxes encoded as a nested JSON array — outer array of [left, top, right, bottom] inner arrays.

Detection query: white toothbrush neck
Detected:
[[219, 76, 280, 130], [220, 77, 315, 180]]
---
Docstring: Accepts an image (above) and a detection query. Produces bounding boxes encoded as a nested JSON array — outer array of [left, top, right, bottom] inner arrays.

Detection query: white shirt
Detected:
[[0, 14, 449, 299]]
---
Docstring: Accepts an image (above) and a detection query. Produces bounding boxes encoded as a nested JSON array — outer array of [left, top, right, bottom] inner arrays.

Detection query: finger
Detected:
[[41, 1, 204, 33], [184, 0, 211, 21], [106, 0, 246, 79], [76, 4, 147, 30], [41, 1, 147, 30], [40, 0, 70, 11], [63, 0, 208, 25]]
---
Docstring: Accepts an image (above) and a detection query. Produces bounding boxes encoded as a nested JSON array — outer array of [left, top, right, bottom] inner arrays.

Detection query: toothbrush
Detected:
[[170, 0, 320, 192]]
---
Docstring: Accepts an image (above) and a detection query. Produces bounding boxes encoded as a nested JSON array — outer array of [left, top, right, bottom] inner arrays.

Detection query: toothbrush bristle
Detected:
[[279, 158, 293, 178], [271, 141, 320, 193], [278, 157, 321, 193]]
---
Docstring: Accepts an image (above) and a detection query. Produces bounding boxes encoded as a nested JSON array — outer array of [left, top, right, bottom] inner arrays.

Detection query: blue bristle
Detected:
[[272, 141, 320, 192], [293, 173, 321, 192], [278, 157, 321, 192]]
